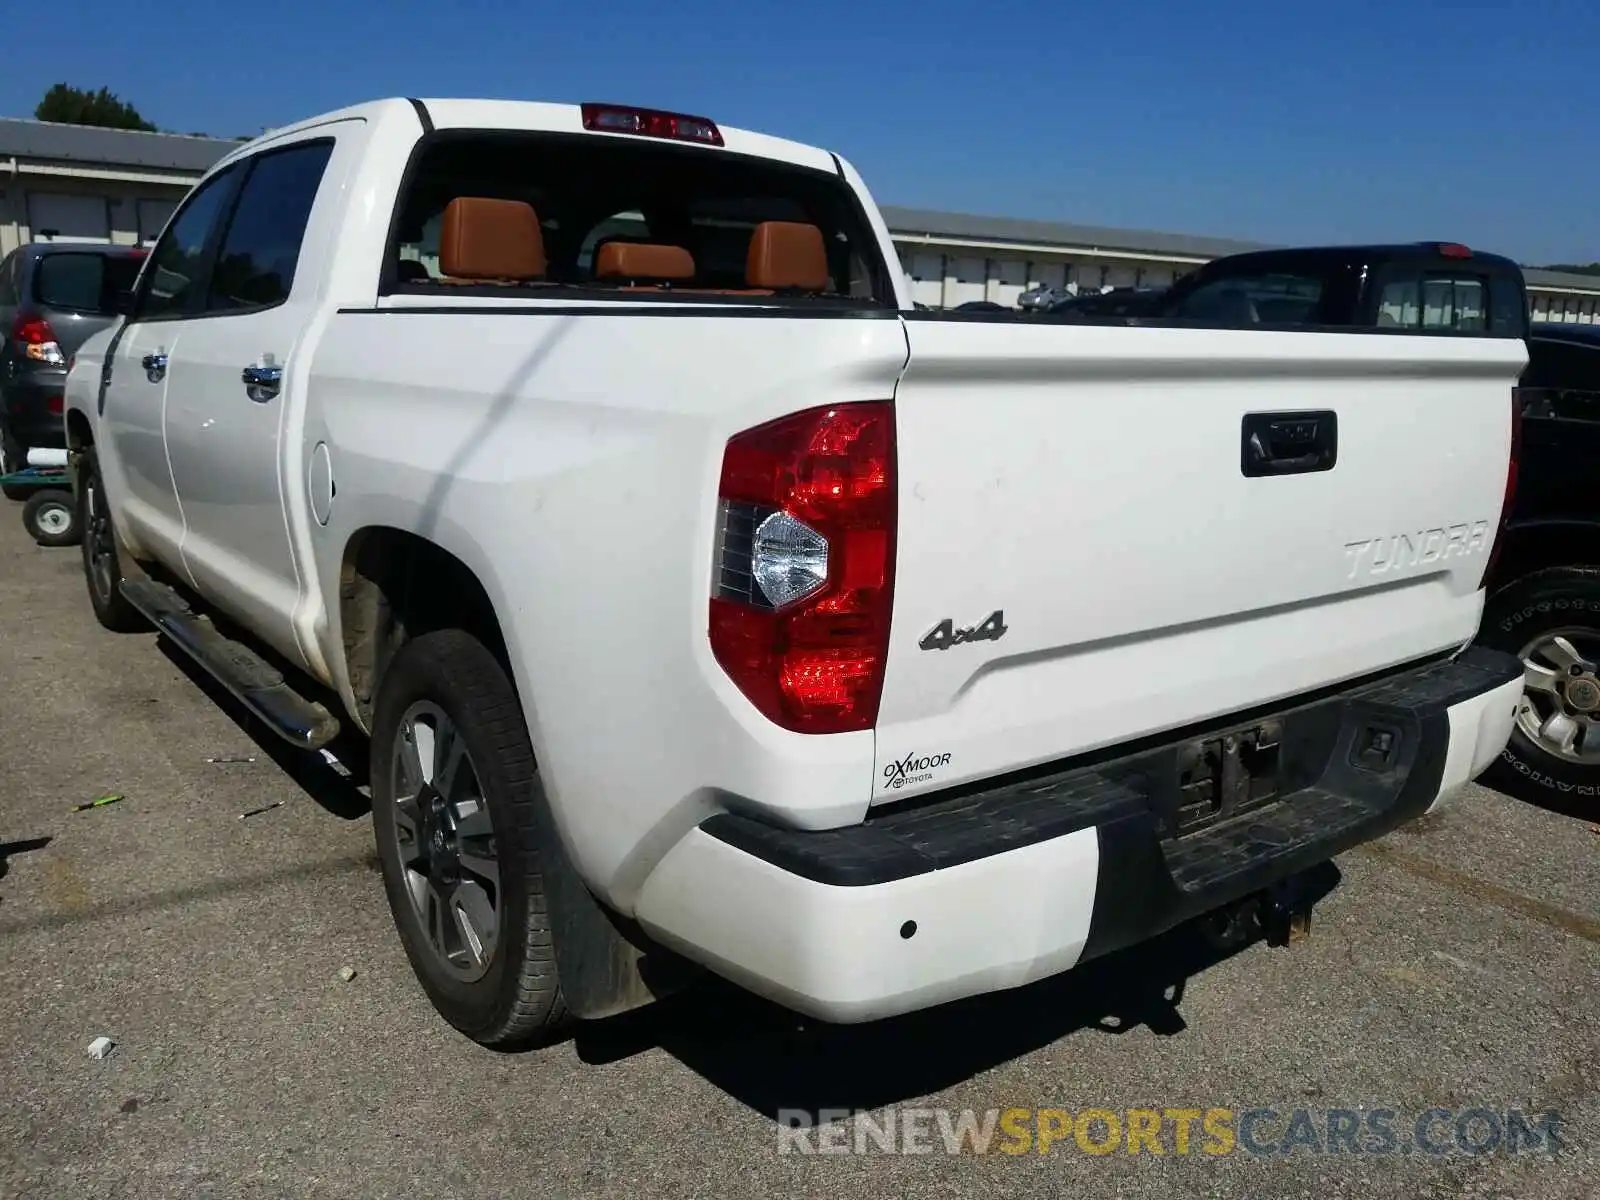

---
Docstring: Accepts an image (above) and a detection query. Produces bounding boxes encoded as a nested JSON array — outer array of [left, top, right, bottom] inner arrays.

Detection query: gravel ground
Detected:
[[1, 515, 1596, 1200]]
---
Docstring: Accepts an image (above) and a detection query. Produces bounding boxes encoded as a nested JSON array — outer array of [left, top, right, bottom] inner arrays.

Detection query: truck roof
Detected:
[[212, 96, 840, 177], [1190, 242, 1525, 276]]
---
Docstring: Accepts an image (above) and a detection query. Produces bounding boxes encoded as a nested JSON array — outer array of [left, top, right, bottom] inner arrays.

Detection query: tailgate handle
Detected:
[[1242, 410, 1337, 476]]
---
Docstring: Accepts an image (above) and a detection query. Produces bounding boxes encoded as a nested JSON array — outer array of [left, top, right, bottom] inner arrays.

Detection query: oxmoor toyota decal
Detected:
[[883, 751, 952, 790]]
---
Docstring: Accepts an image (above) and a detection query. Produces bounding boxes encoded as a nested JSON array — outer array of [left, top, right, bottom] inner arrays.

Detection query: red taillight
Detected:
[[47, 395, 64, 415], [709, 402, 896, 733], [581, 103, 724, 147], [11, 312, 64, 365], [1439, 242, 1473, 258], [1482, 388, 1522, 588]]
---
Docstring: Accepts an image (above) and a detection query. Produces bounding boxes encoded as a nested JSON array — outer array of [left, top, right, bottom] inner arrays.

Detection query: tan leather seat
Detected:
[[438, 197, 547, 281], [746, 221, 830, 292], [594, 242, 695, 285]]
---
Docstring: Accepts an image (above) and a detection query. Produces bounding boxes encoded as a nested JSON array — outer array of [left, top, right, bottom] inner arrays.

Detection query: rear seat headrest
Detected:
[[439, 197, 546, 280], [594, 242, 695, 283], [746, 221, 830, 292]]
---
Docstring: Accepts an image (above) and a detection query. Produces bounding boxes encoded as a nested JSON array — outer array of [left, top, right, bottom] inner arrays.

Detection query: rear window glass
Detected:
[[1378, 272, 1518, 334], [1424, 278, 1484, 330], [388, 132, 890, 304], [1171, 272, 1323, 325], [34, 252, 143, 313]]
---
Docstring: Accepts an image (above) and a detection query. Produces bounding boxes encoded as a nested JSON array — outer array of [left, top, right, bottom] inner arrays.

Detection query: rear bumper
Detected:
[[633, 647, 1524, 1022], [0, 368, 69, 447]]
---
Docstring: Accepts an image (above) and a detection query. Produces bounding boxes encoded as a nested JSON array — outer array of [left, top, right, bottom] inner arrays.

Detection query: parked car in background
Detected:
[[0, 243, 146, 498], [1017, 283, 1073, 312], [1476, 322, 1600, 810], [1154, 242, 1528, 334], [1041, 285, 1169, 319]]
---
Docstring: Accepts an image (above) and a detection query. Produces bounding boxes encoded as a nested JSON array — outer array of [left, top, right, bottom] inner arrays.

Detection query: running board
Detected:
[[120, 578, 341, 751]]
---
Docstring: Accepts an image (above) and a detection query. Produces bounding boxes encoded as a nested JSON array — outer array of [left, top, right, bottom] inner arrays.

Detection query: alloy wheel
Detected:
[[1516, 627, 1600, 764], [386, 701, 501, 981]]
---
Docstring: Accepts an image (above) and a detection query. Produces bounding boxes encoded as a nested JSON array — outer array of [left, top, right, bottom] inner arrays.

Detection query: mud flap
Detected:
[[528, 780, 701, 1021]]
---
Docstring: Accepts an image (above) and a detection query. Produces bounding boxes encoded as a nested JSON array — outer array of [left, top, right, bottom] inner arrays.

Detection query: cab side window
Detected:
[[206, 141, 334, 313], [1173, 272, 1323, 326], [130, 167, 239, 322]]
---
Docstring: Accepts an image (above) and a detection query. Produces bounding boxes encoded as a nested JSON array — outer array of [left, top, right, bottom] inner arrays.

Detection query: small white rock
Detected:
[[338, 966, 358, 982], [87, 1036, 116, 1060]]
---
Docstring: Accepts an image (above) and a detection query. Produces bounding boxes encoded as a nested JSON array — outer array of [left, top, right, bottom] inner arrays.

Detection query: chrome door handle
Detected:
[[241, 364, 283, 402], [142, 352, 167, 382]]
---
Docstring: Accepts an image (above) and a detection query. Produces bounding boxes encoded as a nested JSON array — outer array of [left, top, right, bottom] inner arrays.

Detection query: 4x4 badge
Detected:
[[919, 610, 1008, 652]]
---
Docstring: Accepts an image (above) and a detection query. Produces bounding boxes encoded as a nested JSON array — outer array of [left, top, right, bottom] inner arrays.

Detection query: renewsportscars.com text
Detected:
[[776, 1105, 1563, 1158]]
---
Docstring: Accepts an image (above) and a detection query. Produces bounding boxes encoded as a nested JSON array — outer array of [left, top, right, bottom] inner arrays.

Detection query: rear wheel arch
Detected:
[[345, 528, 696, 1029], [1488, 520, 1600, 600], [338, 526, 513, 730]]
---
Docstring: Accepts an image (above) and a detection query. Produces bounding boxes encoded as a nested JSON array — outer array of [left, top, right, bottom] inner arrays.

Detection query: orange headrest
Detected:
[[746, 221, 829, 291], [594, 242, 695, 283], [439, 197, 546, 280]]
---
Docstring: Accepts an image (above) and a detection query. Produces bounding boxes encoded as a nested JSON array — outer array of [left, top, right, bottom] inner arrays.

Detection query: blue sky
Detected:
[[4, 0, 1595, 263]]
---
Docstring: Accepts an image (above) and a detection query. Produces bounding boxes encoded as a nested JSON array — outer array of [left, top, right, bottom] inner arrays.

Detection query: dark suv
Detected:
[[0, 243, 146, 489]]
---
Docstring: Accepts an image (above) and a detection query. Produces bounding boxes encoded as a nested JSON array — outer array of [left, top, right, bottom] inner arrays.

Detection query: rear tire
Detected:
[[370, 629, 569, 1047], [22, 488, 77, 547], [1476, 567, 1600, 813], [79, 451, 146, 632]]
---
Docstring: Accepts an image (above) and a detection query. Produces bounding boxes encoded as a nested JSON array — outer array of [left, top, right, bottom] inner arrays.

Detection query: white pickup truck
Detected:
[[63, 97, 1527, 1048]]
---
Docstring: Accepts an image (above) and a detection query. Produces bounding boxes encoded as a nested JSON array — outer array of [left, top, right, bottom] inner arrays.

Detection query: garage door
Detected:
[[947, 257, 988, 307], [905, 251, 945, 308], [27, 192, 110, 243], [137, 198, 178, 246], [994, 259, 1028, 307]]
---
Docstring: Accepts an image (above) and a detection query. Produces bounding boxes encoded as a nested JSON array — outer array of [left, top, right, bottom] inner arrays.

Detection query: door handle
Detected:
[[141, 352, 167, 382], [241, 364, 283, 402], [1241, 410, 1338, 477]]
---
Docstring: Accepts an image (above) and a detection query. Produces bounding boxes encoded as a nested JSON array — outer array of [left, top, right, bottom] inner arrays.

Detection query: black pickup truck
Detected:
[[1154, 241, 1530, 335], [1127, 243, 1600, 810], [1475, 322, 1600, 810]]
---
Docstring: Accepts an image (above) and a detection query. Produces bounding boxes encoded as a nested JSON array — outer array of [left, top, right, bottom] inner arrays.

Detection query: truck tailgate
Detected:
[[874, 319, 1525, 802]]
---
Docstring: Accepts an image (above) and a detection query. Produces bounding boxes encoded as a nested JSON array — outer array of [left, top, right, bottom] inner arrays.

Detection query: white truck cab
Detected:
[[64, 97, 1526, 1046]]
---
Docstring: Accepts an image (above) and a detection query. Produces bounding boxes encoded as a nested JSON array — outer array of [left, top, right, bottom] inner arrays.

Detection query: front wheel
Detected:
[[370, 629, 568, 1047], [22, 488, 77, 547], [1476, 567, 1600, 813], [79, 451, 146, 632]]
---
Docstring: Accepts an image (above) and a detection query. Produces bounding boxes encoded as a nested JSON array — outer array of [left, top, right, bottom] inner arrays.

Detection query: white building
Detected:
[[3, 116, 1596, 322], [0, 118, 228, 252]]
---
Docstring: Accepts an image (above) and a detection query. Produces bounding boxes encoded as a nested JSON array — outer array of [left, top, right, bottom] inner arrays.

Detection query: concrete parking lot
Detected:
[[2, 514, 1597, 1200]]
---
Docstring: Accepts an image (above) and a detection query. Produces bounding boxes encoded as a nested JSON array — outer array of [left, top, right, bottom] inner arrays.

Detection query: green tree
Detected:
[[34, 84, 156, 131]]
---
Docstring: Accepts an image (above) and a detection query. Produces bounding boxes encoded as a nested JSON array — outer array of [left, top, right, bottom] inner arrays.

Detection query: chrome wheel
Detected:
[[35, 501, 71, 537], [387, 702, 500, 981], [1516, 627, 1600, 764]]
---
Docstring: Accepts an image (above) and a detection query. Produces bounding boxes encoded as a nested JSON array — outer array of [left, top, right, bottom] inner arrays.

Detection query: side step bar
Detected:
[[120, 578, 341, 751]]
